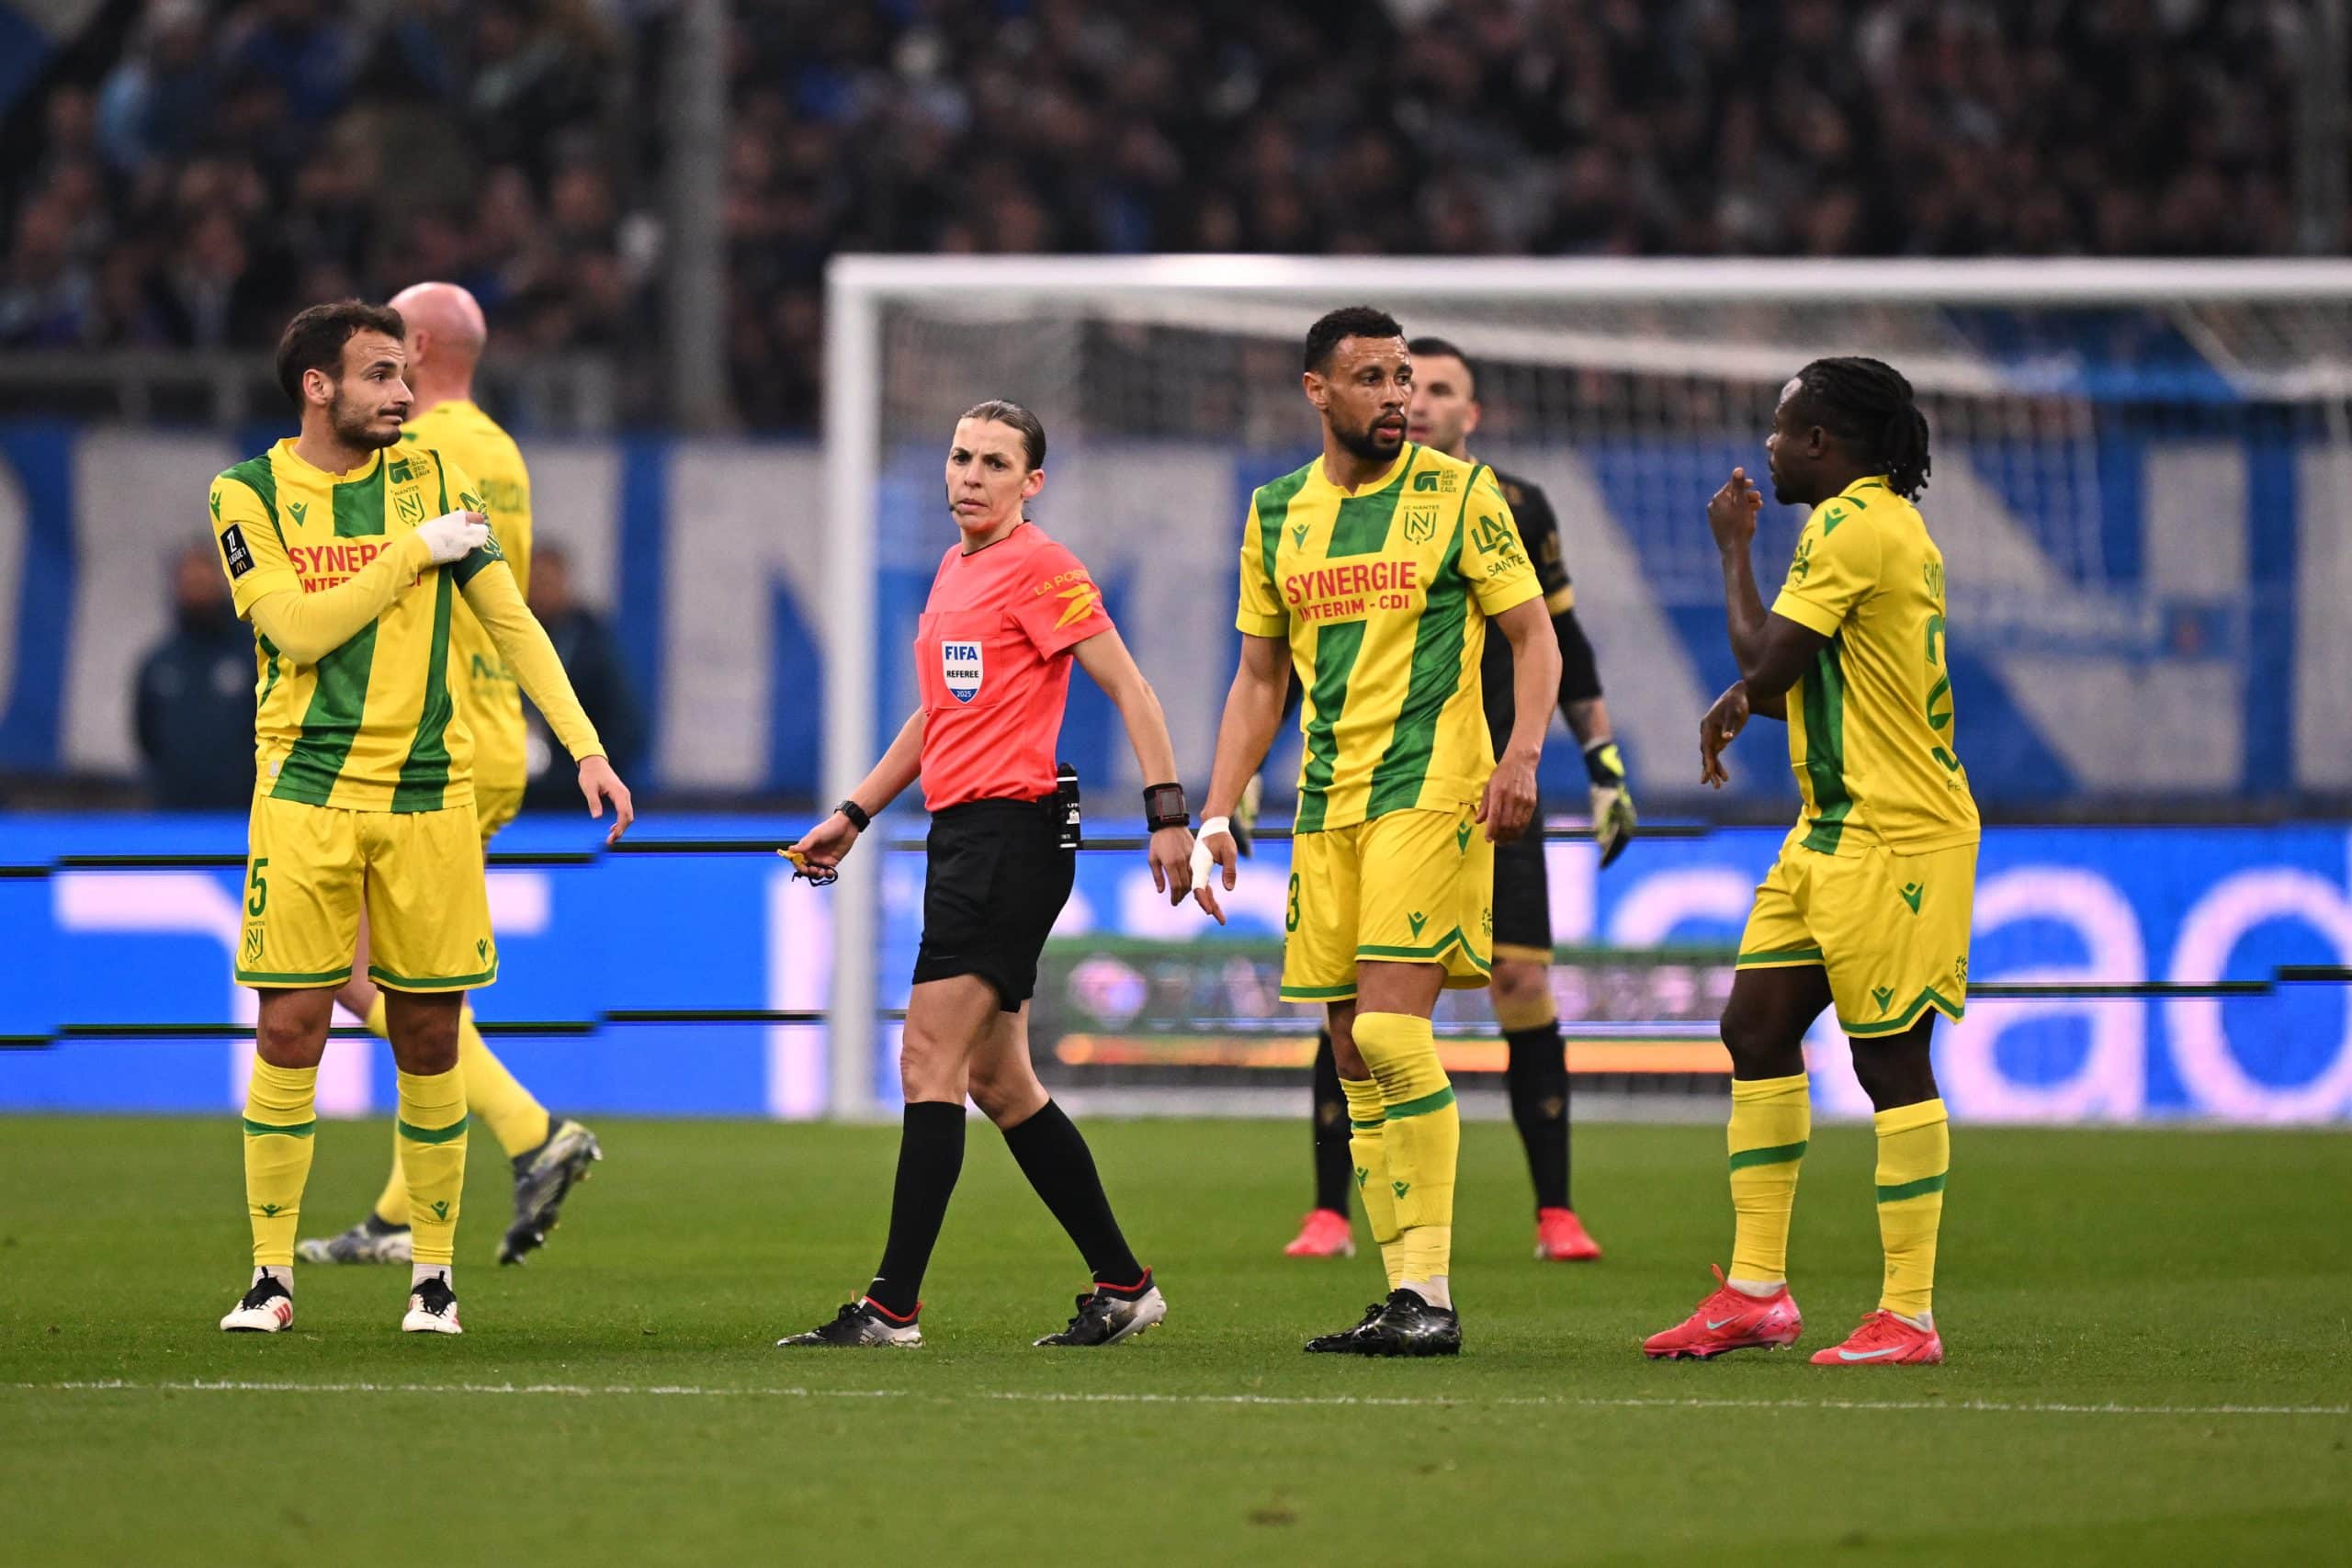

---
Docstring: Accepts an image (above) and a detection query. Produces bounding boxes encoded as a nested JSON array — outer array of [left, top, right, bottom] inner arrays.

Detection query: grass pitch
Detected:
[[2, 1111, 2345, 1565]]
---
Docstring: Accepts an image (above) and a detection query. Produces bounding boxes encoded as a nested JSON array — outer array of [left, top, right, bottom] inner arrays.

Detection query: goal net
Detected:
[[816, 257, 2352, 1114]]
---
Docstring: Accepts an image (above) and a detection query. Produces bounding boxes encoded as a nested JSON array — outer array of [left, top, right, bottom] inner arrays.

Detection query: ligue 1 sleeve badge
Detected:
[[942, 639, 983, 703]]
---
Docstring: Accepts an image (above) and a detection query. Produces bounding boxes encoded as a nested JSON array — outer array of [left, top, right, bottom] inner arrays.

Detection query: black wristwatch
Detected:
[[836, 798, 872, 831], [1142, 782, 1190, 831]]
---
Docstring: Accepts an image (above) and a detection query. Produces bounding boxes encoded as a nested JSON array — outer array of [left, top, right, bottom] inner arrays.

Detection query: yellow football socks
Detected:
[[1726, 1073, 1810, 1287], [394, 1066, 469, 1267], [1873, 1098, 1950, 1320], [1340, 1075, 1402, 1291], [1353, 1011, 1458, 1295], [242, 1059, 318, 1268], [369, 998, 550, 1227]]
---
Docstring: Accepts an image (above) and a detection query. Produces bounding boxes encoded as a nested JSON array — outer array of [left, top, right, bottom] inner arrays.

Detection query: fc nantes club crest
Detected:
[[942, 639, 983, 703], [396, 489, 425, 525], [1402, 501, 1440, 544], [242, 923, 265, 967]]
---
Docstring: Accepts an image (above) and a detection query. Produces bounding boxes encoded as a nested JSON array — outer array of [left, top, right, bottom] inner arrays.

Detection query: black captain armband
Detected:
[[1142, 783, 1190, 831]]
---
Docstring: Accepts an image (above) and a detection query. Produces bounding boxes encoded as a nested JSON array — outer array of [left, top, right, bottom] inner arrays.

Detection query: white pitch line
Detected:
[[11, 1380, 2346, 1419]]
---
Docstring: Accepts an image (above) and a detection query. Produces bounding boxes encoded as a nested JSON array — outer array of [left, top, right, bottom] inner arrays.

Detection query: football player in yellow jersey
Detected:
[[1196, 307, 1562, 1355], [297, 282, 605, 1271], [213, 299, 632, 1338], [1645, 357, 1977, 1370]]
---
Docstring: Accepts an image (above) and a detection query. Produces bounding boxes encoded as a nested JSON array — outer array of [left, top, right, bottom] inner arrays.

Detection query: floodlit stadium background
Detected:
[[3, 0, 2350, 1127]]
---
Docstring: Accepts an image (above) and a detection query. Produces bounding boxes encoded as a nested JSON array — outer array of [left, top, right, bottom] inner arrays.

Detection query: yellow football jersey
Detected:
[[400, 400, 532, 802], [1238, 443, 1541, 832], [209, 438, 500, 811], [1770, 474, 1981, 854]]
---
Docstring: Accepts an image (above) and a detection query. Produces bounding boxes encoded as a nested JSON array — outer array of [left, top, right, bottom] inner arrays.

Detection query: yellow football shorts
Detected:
[[472, 767, 524, 844], [1280, 803, 1494, 1004], [1736, 829, 1976, 1037], [236, 793, 498, 994]]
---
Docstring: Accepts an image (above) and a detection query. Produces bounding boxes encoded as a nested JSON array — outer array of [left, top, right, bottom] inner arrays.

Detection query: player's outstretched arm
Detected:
[[1481, 595, 1560, 843], [1194, 633, 1291, 921], [1071, 628, 1196, 908], [457, 557, 633, 843]]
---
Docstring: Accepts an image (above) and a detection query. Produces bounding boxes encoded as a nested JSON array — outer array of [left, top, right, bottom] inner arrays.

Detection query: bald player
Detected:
[[299, 282, 605, 1269]]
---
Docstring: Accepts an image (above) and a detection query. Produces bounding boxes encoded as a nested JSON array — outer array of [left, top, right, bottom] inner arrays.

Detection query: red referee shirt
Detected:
[[914, 522, 1114, 812]]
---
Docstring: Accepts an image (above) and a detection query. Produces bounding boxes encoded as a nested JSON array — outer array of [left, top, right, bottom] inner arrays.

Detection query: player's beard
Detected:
[[328, 389, 403, 451], [1332, 408, 1404, 463]]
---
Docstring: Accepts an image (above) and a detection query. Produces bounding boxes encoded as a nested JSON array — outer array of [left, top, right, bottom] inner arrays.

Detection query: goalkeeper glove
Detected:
[[1583, 738, 1637, 869]]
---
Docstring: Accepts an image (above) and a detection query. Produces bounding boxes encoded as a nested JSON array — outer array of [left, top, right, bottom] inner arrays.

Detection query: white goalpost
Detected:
[[820, 254, 2352, 1119]]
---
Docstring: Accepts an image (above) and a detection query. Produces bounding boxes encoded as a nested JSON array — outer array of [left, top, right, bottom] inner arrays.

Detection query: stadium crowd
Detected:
[[0, 0, 2316, 426]]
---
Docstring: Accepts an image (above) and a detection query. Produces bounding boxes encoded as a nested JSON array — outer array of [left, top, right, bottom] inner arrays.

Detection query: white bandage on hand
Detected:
[[415, 511, 490, 565], [1191, 815, 1231, 888]]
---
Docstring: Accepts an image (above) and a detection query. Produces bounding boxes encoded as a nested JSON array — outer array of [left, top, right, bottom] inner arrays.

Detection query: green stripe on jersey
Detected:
[[1295, 619, 1367, 833], [218, 456, 280, 532], [1799, 636, 1853, 854], [1254, 466, 1311, 590], [392, 569, 458, 809], [1326, 455, 1407, 557], [1366, 510, 1469, 817], [271, 455, 389, 804], [272, 621, 379, 804], [331, 454, 387, 537]]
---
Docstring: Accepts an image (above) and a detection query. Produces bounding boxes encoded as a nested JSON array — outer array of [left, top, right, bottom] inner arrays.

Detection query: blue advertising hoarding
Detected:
[[3, 815, 2347, 1124]]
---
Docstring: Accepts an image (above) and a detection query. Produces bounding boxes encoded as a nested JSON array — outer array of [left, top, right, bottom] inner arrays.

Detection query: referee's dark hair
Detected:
[[1406, 336, 1480, 398], [1791, 356, 1932, 500], [1305, 306, 1405, 375], [960, 399, 1046, 470], [276, 299, 406, 409]]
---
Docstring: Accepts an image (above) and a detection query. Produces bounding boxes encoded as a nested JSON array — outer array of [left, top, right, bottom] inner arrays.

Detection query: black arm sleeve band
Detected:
[[1555, 607, 1603, 705]]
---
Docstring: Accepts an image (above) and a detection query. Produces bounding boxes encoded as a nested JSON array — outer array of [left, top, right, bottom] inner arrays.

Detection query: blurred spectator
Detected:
[[0, 0, 2324, 420], [133, 543, 255, 809], [521, 545, 644, 806]]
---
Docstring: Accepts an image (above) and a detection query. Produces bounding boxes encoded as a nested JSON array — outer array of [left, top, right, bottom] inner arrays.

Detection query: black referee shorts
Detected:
[[910, 796, 1075, 1010], [1490, 799, 1554, 964]]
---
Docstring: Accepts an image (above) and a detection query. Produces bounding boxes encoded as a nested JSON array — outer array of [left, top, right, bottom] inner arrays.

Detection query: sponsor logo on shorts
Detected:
[[1407, 909, 1428, 939], [1871, 985, 1895, 1015], [476, 938, 490, 964], [1900, 881, 1924, 914], [942, 640, 983, 703], [1392, 1179, 1410, 1199], [1455, 823, 1473, 853]]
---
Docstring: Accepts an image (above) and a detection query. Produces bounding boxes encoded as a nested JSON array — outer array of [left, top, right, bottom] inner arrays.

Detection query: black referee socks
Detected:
[[1002, 1100, 1145, 1289], [866, 1100, 967, 1318]]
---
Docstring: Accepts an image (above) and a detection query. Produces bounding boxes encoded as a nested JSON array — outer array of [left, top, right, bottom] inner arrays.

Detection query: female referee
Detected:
[[776, 400, 1201, 1348]]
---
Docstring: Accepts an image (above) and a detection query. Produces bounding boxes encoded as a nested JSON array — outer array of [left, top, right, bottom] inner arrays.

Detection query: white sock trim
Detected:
[[1725, 1277, 1784, 1298]]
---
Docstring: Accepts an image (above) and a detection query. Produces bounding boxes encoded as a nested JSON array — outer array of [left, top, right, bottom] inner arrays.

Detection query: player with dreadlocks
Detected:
[[1645, 356, 1976, 1369]]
